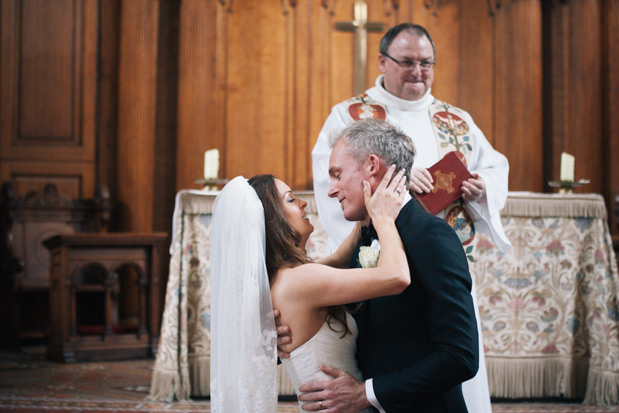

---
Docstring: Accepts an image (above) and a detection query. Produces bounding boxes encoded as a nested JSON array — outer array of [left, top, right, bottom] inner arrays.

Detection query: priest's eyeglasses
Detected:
[[382, 53, 436, 71]]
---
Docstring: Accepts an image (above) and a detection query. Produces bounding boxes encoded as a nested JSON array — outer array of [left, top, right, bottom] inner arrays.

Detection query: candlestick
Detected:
[[560, 152, 574, 182], [204, 149, 219, 180], [549, 152, 589, 193]]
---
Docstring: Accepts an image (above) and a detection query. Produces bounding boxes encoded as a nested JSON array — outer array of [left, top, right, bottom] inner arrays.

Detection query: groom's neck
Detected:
[[361, 214, 371, 227]]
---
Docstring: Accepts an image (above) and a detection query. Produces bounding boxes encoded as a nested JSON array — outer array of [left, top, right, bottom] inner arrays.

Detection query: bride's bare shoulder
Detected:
[[280, 262, 331, 279], [272, 263, 333, 295]]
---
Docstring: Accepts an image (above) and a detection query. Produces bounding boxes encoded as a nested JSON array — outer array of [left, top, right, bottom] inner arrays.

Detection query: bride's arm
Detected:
[[313, 221, 362, 268], [276, 166, 411, 309]]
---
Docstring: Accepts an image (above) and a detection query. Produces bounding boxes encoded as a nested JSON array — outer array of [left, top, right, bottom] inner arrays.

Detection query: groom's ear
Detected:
[[367, 155, 387, 191], [367, 154, 381, 178]]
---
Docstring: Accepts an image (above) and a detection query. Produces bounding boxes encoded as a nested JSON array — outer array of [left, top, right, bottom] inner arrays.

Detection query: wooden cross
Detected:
[[335, 1, 385, 95]]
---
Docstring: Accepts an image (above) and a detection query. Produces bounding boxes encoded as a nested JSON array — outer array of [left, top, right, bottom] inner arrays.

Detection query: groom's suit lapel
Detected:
[[360, 224, 378, 247], [353, 199, 416, 326], [350, 223, 378, 270], [395, 198, 415, 234], [348, 223, 379, 321]]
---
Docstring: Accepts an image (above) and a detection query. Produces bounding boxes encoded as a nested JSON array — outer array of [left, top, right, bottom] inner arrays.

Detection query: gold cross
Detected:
[[335, 1, 385, 95]]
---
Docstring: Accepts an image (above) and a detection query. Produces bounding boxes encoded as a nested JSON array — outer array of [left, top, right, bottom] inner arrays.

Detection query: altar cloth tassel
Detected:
[[147, 364, 191, 402], [189, 355, 211, 396], [583, 368, 619, 406], [502, 194, 607, 219], [487, 357, 589, 399]]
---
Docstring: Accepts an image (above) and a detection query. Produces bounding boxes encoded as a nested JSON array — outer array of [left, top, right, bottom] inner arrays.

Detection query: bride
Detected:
[[210, 165, 409, 412]]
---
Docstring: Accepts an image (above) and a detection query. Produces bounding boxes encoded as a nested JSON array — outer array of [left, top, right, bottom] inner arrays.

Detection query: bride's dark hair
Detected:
[[248, 174, 351, 337]]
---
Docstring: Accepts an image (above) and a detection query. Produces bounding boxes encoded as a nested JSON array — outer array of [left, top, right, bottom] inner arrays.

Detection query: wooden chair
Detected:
[[0, 182, 110, 350], [43, 233, 167, 362]]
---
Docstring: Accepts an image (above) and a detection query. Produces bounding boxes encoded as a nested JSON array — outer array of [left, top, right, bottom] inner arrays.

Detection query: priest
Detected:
[[312, 23, 510, 413]]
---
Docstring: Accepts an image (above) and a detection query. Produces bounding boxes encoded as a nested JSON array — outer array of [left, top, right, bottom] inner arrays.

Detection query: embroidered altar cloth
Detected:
[[473, 192, 618, 405], [149, 190, 619, 406]]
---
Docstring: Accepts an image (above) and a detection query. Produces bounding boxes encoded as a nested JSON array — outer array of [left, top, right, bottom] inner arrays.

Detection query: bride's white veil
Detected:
[[210, 176, 278, 412]]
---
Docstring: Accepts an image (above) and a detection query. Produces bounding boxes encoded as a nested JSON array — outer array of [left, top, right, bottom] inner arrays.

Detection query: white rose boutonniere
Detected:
[[359, 239, 381, 268]]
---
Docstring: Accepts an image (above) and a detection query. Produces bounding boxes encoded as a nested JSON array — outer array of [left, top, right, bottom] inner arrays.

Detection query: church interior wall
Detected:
[[0, 0, 618, 332]]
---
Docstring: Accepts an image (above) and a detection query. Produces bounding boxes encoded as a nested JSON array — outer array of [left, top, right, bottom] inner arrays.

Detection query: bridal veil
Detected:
[[210, 176, 278, 412]]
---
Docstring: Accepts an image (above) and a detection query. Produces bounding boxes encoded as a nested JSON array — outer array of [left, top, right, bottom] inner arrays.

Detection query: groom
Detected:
[[283, 119, 479, 412]]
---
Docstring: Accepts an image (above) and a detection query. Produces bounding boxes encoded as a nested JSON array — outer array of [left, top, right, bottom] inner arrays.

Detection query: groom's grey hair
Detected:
[[329, 118, 416, 185]]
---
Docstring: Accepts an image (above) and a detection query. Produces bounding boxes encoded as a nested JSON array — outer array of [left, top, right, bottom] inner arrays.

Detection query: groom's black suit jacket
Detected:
[[353, 199, 479, 413]]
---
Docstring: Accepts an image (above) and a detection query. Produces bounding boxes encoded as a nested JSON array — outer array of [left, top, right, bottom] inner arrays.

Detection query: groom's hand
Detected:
[[298, 365, 370, 412]]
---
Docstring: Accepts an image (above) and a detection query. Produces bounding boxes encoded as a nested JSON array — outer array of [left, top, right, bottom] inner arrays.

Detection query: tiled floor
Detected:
[[0, 347, 616, 412]]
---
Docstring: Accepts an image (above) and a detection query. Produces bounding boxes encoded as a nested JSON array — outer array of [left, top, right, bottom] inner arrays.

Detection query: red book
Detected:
[[415, 151, 473, 215]]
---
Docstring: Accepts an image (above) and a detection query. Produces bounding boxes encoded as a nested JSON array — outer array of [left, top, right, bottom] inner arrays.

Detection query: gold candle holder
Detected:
[[548, 179, 590, 194], [194, 178, 228, 191]]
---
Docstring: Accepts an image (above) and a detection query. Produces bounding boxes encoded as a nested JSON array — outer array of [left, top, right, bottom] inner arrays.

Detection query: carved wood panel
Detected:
[[0, 0, 97, 199]]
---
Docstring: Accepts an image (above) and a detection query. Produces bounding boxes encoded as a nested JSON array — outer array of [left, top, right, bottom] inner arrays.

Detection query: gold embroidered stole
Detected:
[[429, 99, 477, 260], [344, 94, 387, 121]]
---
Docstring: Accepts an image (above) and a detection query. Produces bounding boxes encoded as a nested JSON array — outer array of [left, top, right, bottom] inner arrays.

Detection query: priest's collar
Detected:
[[367, 75, 434, 112]]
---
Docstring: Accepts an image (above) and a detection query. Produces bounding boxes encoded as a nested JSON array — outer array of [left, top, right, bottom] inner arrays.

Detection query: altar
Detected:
[[472, 192, 619, 405], [149, 190, 619, 406]]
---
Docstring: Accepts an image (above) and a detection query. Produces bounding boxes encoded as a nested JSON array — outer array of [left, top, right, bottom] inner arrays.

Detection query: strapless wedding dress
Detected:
[[281, 313, 373, 413]]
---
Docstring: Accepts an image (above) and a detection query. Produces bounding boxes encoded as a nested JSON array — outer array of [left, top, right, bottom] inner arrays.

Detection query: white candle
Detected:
[[560, 152, 574, 182], [204, 149, 219, 179]]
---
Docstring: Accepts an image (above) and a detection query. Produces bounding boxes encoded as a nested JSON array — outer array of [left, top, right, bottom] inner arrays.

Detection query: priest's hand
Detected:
[[298, 365, 370, 412], [462, 173, 486, 202], [273, 309, 292, 359], [409, 166, 433, 194]]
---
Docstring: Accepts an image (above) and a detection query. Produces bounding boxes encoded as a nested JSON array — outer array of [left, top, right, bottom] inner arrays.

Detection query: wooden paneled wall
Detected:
[[603, 0, 619, 226], [170, 0, 546, 190], [116, 0, 159, 231], [544, 0, 619, 226], [1, 0, 617, 236], [0, 0, 98, 199]]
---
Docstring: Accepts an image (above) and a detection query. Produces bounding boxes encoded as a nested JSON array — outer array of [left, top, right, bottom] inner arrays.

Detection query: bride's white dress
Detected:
[[281, 313, 373, 413]]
